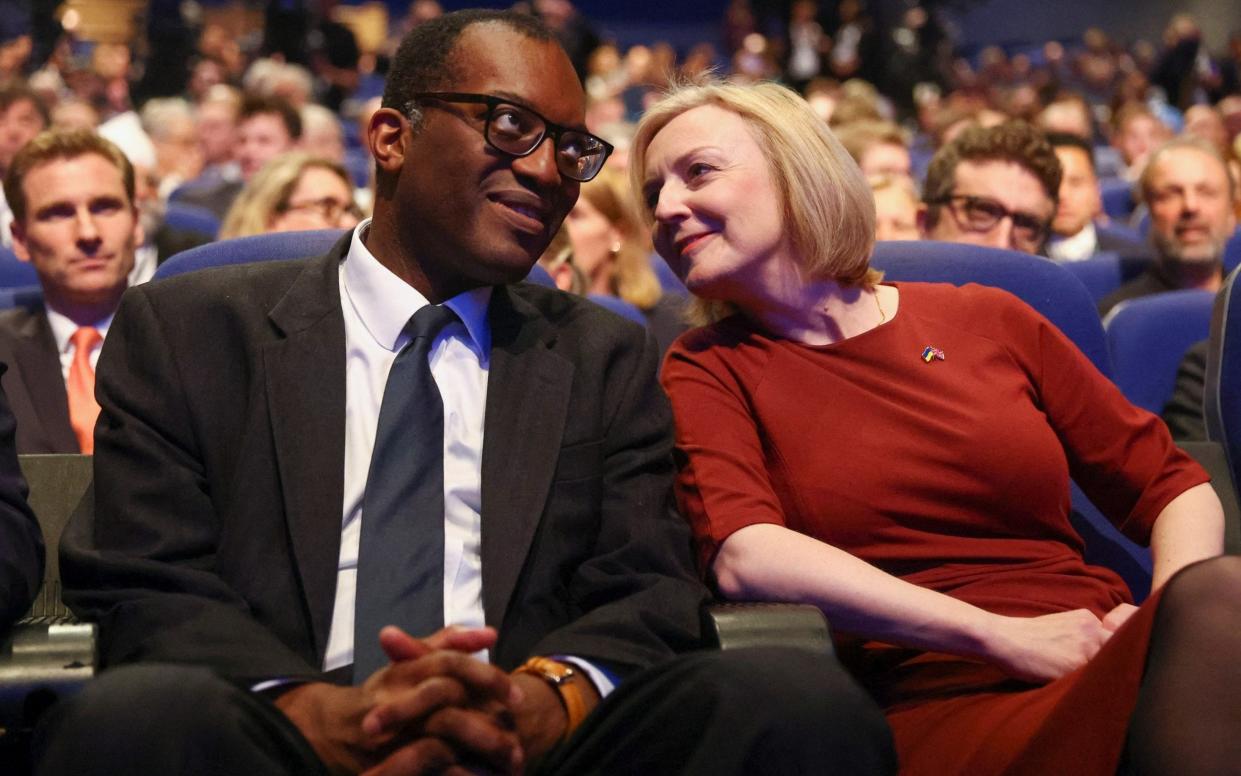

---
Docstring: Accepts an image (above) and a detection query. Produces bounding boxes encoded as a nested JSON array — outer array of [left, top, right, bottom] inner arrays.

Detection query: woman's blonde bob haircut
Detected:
[[629, 78, 880, 321], [220, 151, 354, 239]]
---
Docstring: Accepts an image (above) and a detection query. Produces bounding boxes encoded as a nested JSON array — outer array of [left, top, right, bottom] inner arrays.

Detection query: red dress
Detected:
[[662, 282, 1209, 775]]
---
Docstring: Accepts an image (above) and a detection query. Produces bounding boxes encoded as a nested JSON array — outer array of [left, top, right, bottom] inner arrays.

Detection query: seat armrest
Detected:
[[0, 622, 97, 728], [705, 603, 833, 656]]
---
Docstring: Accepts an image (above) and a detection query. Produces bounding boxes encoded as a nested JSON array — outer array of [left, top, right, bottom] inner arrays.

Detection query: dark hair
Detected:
[[3, 129, 135, 224], [240, 94, 302, 140], [382, 9, 556, 128], [1044, 131, 1096, 174], [0, 83, 49, 126], [923, 120, 1062, 223]]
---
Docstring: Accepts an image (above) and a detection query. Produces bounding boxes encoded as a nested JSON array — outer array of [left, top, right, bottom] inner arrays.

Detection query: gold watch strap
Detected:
[[515, 657, 590, 740]]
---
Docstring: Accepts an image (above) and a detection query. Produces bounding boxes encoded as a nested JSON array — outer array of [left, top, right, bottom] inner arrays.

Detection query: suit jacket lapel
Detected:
[[263, 245, 349, 656], [480, 286, 574, 626], [14, 307, 77, 451]]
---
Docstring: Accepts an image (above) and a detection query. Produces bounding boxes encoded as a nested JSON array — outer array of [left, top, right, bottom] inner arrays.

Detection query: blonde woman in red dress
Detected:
[[631, 79, 1239, 775]]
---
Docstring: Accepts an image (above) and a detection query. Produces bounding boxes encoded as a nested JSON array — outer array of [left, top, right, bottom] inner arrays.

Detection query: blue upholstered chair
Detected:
[[0, 245, 38, 289], [154, 230, 570, 293], [1104, 290, 1213, 415], [871, 241, 1112, 374], [163, 202, 222, 239], [1062, 253, 1124, 305], [870, 241, 1160, 594], [587, 293, 646, 325], [0, 285, 43, 310], [153, 230, 349, 280], [1207, 268, 1241, 486], [1099, 178, 1136, 221]]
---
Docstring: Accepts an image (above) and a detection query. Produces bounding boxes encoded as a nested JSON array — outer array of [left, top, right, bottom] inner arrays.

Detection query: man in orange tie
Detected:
[[0, 129, 140, 453]]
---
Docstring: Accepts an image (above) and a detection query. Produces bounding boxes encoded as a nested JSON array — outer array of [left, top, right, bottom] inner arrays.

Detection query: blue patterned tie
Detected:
[[353, 303, 458, 683]]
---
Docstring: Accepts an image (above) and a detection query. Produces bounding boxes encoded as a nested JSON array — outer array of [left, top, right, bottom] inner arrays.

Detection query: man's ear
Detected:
[[916, 203, 933, 237], [369, 107, 409, 176], [9, 219, 30, 263]]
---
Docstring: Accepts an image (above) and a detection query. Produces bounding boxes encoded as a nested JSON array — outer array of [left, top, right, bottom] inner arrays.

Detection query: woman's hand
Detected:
[[983, 609, 1112, 684]]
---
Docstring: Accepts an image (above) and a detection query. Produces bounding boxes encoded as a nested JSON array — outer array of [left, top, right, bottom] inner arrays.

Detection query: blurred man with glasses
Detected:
[[42, 9, 893, 776], [1099, 137, 1237, 316], [919, 121, 1060, 256]]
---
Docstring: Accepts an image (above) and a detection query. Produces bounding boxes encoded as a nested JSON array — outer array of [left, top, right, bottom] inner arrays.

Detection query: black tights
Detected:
[[1124, 555, 1241, 775]]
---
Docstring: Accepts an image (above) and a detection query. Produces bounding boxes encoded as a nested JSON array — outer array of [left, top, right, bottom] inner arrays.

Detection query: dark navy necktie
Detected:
[[353, 303, 458, 683]]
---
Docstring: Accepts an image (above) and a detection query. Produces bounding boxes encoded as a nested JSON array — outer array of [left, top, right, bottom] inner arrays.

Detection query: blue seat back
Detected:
[[1099, 178, 1136, 220], [1104, 290, 1213, 414], [650, 251, 686, 295], [1207, 268, 1241, 486], [871, 240, 1155, 596], [587, 293, 646, 325], [871, 241, 1112, 376], [1061, 253, 1122, 304], [0, 245, 38, 289], [1226, 229, 1241, 275], [0, 285, 43, 310], [153, 230, 348, 280], [164, 202, 221, 239], [153, 229, 563, 291]]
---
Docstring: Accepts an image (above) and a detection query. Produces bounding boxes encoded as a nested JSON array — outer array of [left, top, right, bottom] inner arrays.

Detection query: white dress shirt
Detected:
[[322, 222, 615, 696], [46, 306, 113, 380], [325, 220, 492, 671], [1047, 222, 1099, 262]]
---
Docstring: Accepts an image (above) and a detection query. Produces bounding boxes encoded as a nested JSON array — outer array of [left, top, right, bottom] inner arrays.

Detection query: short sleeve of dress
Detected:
[[661, 324, 788, 572], [987, 288, 1209, 545]]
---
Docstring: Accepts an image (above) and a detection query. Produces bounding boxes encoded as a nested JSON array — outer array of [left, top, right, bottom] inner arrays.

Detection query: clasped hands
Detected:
[[275, 625, 572, 776]]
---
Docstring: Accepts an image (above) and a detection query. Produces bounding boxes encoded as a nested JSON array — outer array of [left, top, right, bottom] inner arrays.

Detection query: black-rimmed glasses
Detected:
[[410, 92, 613, 182], [928, 194, 1052, 248]]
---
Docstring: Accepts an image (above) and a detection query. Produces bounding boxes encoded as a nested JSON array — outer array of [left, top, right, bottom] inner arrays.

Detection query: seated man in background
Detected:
[[173, 94, 302, 219], [1110, 102, 1171, 183], [919, 120, 1060, 256], [835, 120, 912, 179], [0, 130, 138, 454], [1098, 137, 1236, 316], [869, 174, 921, 241], [0, 84, 48, 249], [0, 378, 42, 631], [1044, 132, 1149, 261], [39, 11, 894, 776]]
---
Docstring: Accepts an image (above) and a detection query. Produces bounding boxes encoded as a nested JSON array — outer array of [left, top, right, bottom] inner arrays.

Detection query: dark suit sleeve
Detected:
[[1162, 339, 1208, 442], [0, 367, 43, 629], [60, 288, 321, 681], [521, 323, 710, 677]]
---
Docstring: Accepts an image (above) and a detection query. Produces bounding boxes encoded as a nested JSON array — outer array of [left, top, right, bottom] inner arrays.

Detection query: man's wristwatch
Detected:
[[515, 657, 590, 740]]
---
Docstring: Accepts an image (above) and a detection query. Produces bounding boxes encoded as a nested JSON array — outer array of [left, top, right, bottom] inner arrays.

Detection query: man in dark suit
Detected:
[[0, 375, 42, 631], [0, 129, 140, 454], [1099, 138, 1237, 316], [41, 10, 893, 776], [1044, 133, 1151, 262]]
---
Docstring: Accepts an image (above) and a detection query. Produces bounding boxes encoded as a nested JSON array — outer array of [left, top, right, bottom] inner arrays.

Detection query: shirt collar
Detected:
[[1046, 221, 1098, 262], [342, 219, 492, 355], [45, 305, 115, 356]]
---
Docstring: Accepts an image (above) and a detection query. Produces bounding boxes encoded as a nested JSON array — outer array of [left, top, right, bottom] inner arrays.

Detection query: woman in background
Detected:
[[566, 166, 687, 353], [633, 78, 1239, 775], [220, 151, 361, 238]]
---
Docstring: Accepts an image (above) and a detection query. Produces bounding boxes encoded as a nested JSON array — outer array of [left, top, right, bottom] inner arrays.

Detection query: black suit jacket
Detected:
[[0, 369, 43, 629], [62, 237, 709, 684], [0, 305, 79, 454]]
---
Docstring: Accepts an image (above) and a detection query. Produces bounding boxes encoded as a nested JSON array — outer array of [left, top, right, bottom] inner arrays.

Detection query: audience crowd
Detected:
[[0, 1, 1240, 773]]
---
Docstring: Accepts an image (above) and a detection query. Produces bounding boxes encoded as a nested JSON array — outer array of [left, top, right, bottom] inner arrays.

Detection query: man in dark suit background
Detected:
[[0, 129, 139, 454], [41, 10, 893, 776], [0, 376, 42, 631]]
